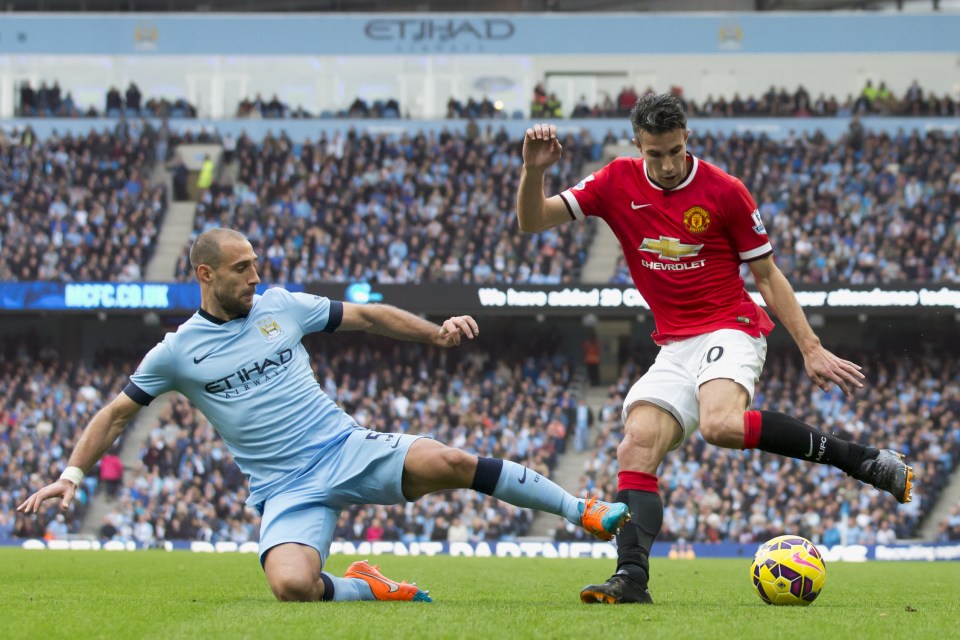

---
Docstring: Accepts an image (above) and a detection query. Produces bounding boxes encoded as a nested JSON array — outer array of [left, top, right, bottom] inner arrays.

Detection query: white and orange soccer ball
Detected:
[[750, 535, 827, 605]]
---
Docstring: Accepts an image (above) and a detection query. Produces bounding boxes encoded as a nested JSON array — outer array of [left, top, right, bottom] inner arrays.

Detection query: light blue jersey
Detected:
[[125, 287, 355, 508]]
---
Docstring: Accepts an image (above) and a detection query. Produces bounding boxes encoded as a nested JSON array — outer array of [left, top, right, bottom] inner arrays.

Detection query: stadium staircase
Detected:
[[79, 392, 178, 536], [146, 158, 196, 281], [918, 466, 960, 540], [146, 201, 196, 281], [526, 384, 611, 539]]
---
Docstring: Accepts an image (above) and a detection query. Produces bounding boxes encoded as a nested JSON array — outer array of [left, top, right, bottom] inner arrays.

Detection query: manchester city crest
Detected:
[[256, 317, 284, 342]]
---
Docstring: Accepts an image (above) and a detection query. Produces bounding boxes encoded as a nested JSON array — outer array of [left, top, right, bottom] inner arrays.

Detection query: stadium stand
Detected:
[[236, 95, 401, 120], [937, 500, 960, 542], [156, 122, 959, 287], [572, 81, 958, 119], [172, 128, 597, 285], [17, 81, 196, 119], [0, 126, 167, 282], [0, 345, 136, 543]]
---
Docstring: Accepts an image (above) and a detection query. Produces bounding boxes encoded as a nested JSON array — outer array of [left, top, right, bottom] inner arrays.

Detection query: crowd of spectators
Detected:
[[686, 81, 958, 119], [15, 78, 958, 121], [236, 95, 401, 120], [160, 122, 960, 289], [936, 499, 960, 542], [0, 342, 136, 544], [571, 81, 958, 120], [17, 81, 196, 119], [530, 84, 563, 119], [446, 96, 505, 120], [172, 127, 597, 285], [89, 330, 579, 546], [610, 126, 960, 285], [0, 124, 166, 282], [556, 343, 960, 546]]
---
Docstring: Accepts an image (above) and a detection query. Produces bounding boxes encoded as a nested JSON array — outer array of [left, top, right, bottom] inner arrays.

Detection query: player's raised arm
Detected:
[[339, 302, 478, 348], [17, 392, 142, 513], [517, 123, 574, 233]]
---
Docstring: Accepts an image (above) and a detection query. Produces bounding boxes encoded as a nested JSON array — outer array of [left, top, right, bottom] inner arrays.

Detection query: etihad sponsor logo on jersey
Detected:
[[204, 348, 293, 397], [638, 236, 706, 272], [257, 317, 284, 342], [682, 206, 711, 233]]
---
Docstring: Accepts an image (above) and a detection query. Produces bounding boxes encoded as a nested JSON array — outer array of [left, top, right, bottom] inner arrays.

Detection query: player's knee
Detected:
[[440, 447, 475, 478], [699, 414, 740, 448], [269, 572, 320, 602], [617, 427, 666, 470]]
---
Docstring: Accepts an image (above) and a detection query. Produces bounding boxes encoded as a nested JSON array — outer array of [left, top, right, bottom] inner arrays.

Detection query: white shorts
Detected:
[[622, 329, 767, 450]]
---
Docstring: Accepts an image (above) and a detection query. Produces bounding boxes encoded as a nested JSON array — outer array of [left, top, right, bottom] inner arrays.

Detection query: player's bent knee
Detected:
[[268, 571, 321, 602]]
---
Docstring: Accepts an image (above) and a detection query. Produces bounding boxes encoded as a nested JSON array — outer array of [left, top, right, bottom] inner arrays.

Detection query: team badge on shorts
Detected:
[[682, 206, 711, 233], [257, 317, 284, 342]]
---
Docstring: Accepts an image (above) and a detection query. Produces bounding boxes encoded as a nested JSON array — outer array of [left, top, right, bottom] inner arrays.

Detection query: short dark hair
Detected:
[[189, 228, 247, 271], [630, 94, 687, 138]]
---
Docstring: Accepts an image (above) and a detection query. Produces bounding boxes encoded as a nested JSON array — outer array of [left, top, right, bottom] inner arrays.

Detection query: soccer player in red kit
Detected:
[[516, 94, 914, 604]]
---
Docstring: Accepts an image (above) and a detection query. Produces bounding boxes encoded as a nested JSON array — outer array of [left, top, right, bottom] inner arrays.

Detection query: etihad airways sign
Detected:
[[364, 18, 515, 51]]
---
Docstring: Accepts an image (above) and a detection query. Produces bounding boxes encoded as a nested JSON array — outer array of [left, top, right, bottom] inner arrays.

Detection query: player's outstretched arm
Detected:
[[339, 302, 478, 348], [517, 123, 573, 233], [17, 392, 142, 514], [750, 256, 865, 397]]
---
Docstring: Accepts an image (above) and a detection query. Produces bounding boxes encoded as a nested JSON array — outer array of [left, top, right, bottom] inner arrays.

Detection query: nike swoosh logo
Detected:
[[518, 468, 527, 484], [805, 434, 814, 457], [353, 570, 399, 593], [193, 352, 215, 364], [791, 551, 822, 573], [630, 202, 652, 210]]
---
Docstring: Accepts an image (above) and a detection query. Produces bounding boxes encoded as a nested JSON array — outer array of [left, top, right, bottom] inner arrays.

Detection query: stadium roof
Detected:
[[0, 0, 955, 13]]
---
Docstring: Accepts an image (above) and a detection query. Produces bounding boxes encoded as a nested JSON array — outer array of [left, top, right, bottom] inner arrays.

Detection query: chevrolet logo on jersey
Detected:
[[638, 236, 704, 261]]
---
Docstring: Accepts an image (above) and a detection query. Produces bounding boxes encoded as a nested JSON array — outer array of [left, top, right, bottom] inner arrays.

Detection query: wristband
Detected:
[[60, 466, 85, 486]]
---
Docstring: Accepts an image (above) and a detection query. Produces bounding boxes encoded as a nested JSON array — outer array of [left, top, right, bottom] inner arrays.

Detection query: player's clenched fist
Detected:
[[436, 315, 479, 347], [522, 123, 562, 170]]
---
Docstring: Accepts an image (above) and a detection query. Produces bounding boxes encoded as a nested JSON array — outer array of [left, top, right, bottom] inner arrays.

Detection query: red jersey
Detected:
[[560, 154, 774, 345]]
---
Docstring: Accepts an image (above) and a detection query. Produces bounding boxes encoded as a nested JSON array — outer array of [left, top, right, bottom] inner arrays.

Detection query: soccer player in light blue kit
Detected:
[[19, 228, 630, 603]]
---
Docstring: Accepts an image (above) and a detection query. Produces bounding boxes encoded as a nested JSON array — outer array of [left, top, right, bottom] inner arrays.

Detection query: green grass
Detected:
[[1, 548, 957, 640]]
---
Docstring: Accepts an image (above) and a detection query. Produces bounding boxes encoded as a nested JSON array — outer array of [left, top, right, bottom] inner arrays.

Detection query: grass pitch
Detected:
[[1, 548, 957, 640]]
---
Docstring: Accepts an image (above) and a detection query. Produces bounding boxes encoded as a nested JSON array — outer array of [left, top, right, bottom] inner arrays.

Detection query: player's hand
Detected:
[[436, 315, 479, 348], [522, 123, 563, 170], [17, 479, 78, 514], [802, 346, 864, 397]]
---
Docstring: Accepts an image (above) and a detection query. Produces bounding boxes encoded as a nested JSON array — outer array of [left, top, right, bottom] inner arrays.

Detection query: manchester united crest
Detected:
[[682, 206, 711, 233]]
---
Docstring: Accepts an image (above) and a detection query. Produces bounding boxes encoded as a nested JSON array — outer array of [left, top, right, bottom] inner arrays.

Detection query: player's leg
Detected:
[[400, 438, 629, 540], [581, 339, 702, 605], [263, 543, 325, 601], [580, 402, 679, 605], [259, 490, 426, 603], [695, 330, 913, 503]]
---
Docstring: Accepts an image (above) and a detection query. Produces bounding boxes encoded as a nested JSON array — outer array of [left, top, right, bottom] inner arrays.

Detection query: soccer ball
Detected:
[[750, 535, 826, 605]]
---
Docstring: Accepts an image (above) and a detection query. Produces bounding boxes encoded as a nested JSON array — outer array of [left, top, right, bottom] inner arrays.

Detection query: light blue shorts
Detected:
[[257, 428, 421, 567]]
